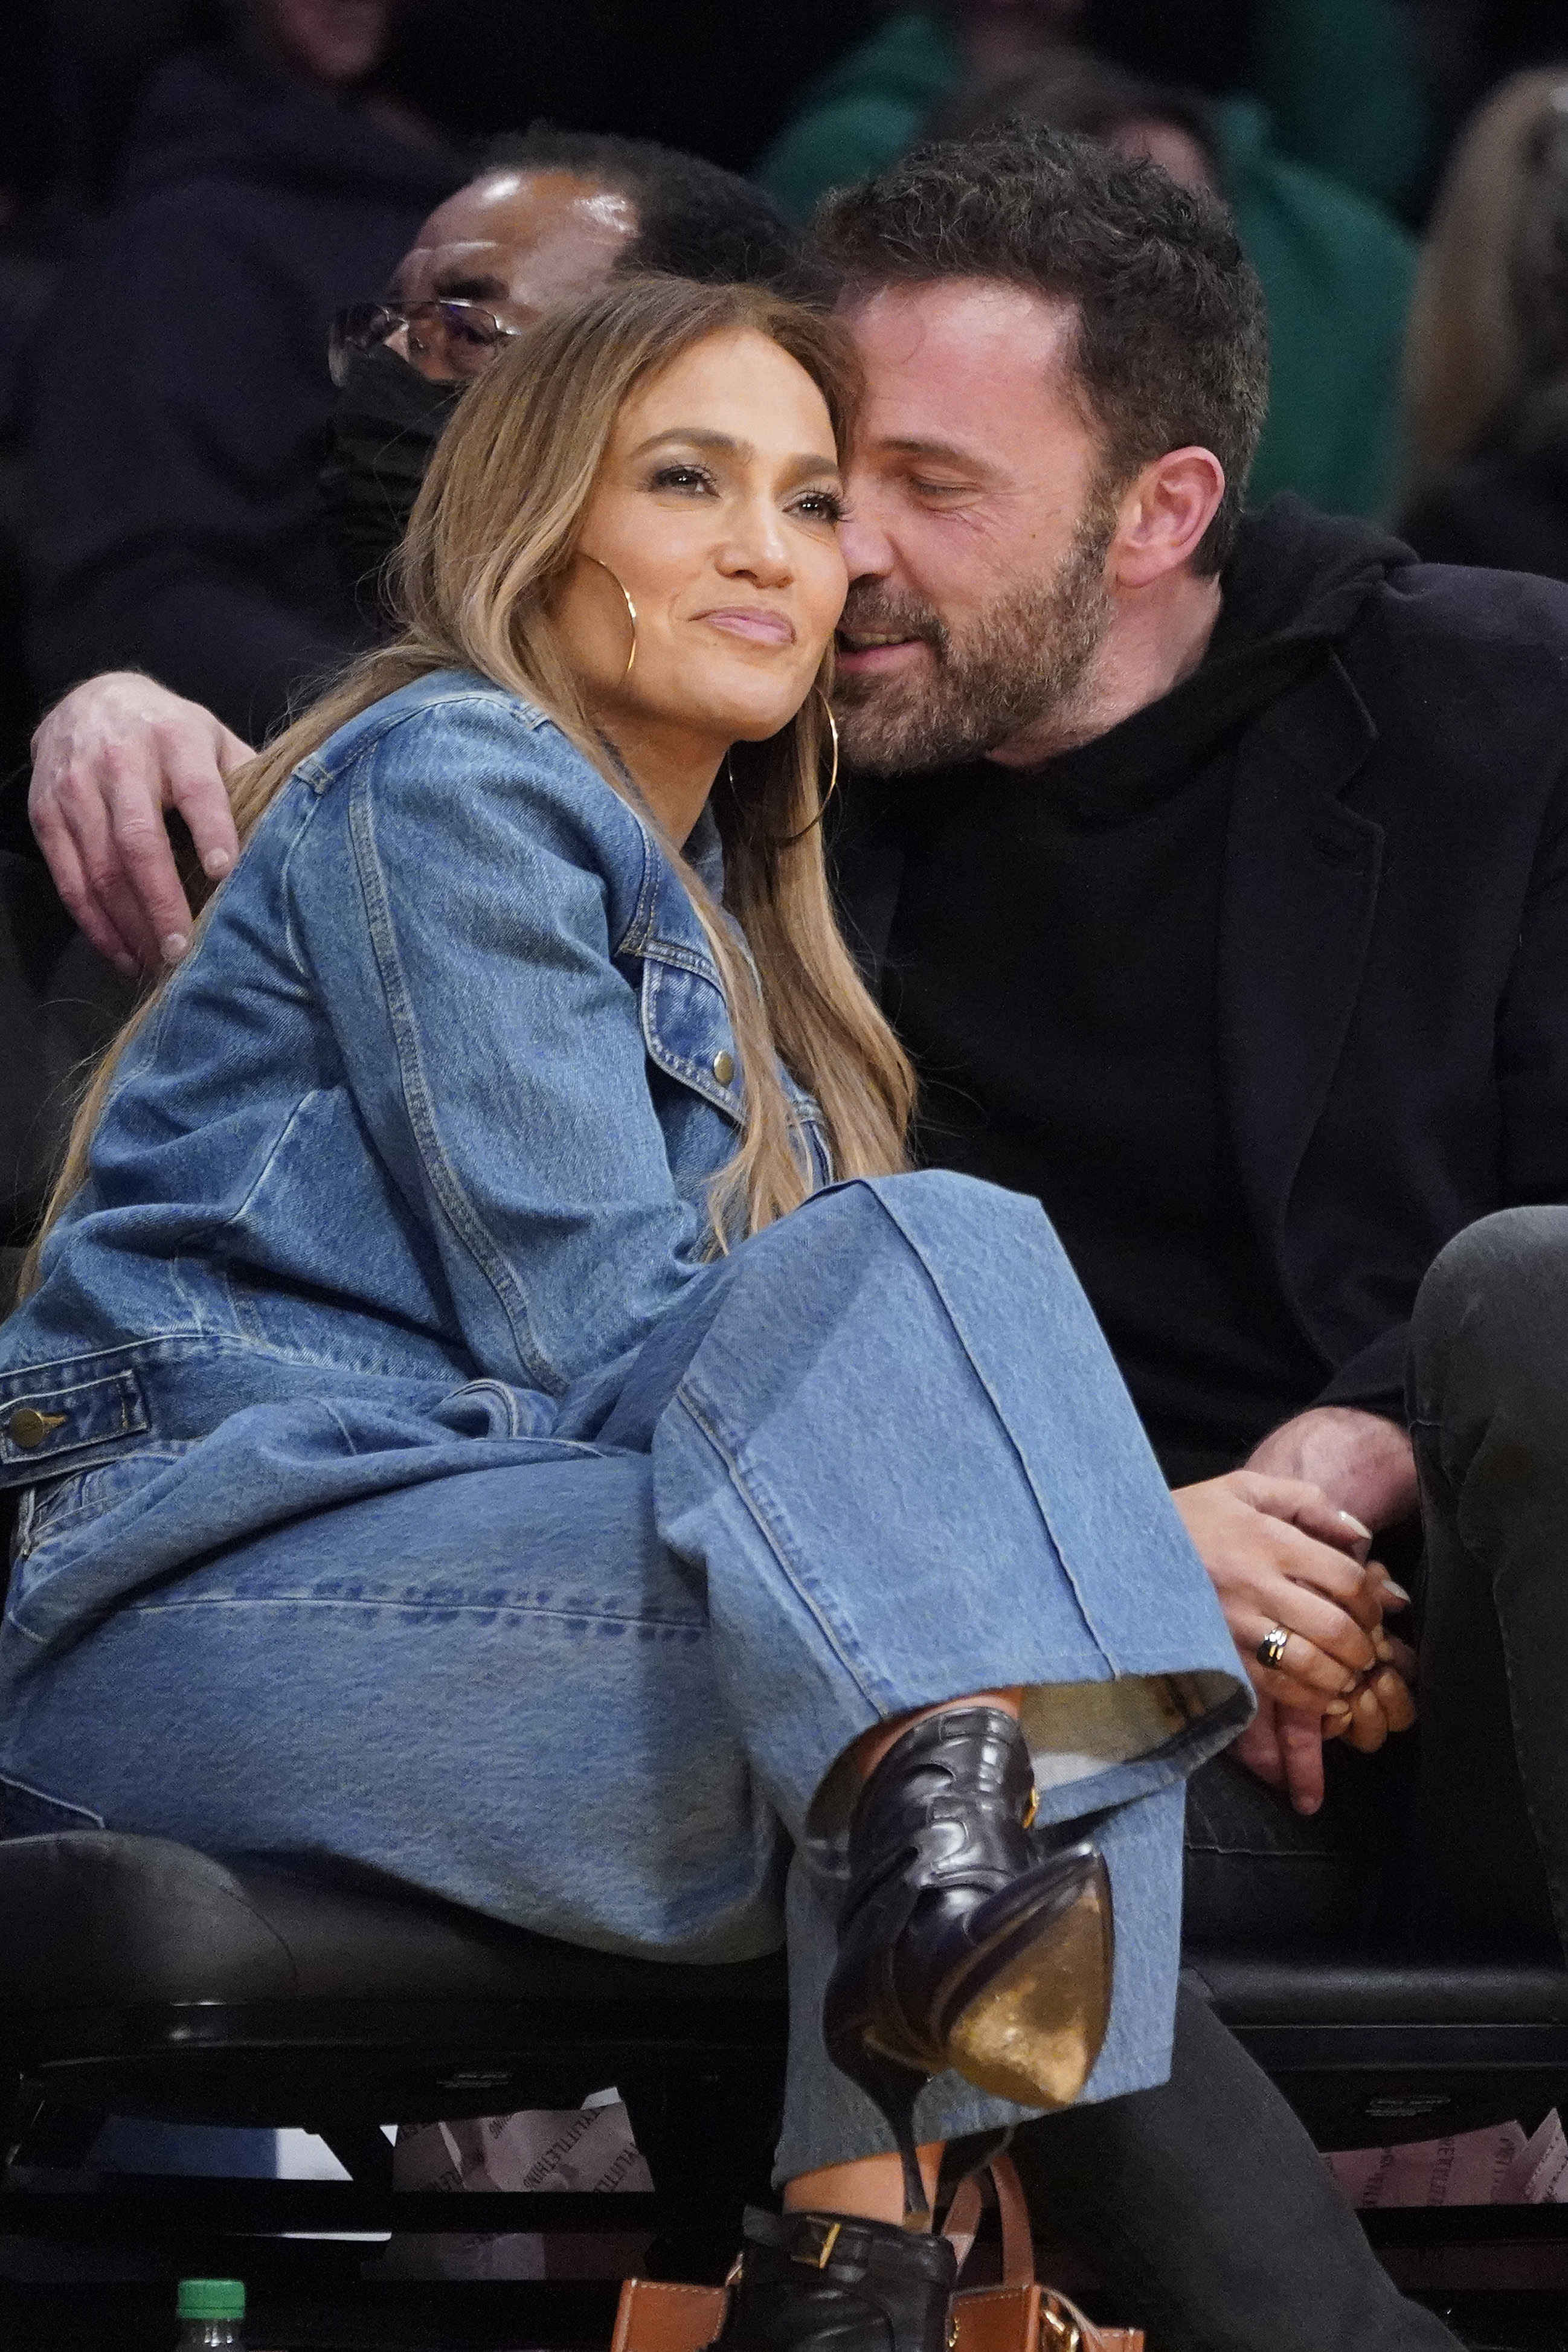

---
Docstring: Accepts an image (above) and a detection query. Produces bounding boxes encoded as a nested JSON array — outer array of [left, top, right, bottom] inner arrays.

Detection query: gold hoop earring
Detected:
[[816, 687, 840, 817], [775, 688, 842, 844], [582, 553, 637, 681]]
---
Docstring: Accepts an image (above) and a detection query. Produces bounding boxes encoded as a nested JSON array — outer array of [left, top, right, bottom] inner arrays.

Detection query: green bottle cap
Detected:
[[178, 2279, 246, 2321]]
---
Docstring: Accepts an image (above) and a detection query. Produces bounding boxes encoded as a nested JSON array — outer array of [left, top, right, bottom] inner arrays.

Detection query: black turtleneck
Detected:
[[858, 499, 1406, 1486]]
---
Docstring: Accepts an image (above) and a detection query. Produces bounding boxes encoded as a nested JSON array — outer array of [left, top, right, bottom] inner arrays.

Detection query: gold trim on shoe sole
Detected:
[[942, 1870, 1113, 2110]]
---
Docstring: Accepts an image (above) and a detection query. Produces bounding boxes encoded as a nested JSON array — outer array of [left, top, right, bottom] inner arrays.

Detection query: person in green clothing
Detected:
[[756, 2, 1418, 518]]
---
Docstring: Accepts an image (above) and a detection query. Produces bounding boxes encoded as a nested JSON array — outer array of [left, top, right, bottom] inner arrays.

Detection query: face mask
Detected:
[[318, 342, 464, 628]]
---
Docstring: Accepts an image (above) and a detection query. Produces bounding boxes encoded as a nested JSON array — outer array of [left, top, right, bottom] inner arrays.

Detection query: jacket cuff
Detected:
[[1311, 1323, 1411, 1427]]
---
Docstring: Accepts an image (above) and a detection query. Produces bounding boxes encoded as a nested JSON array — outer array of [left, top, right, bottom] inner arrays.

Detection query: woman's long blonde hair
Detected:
[[1404, 71, 1568, 496], [27, 279, 913, 1287]]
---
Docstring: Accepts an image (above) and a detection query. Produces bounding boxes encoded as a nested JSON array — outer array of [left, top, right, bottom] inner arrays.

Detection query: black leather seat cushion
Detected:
[[1184, 1949, 1568, 2027], [6, 1834, 1566, 2040], [0, 1833, 788, 2011]]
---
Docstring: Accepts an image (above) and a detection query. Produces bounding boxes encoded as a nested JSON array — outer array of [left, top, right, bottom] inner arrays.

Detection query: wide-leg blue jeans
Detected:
[[0, 1175, 1248, 2177]]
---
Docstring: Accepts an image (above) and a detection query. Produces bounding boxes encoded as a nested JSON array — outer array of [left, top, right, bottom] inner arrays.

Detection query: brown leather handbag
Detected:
[[610, 2156, 1143, 2352], [945, 2153, 1143, 2352]]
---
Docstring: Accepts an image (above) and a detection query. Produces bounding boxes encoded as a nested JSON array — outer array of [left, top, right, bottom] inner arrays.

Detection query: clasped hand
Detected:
[[1175, 1460, 1417, 1817]]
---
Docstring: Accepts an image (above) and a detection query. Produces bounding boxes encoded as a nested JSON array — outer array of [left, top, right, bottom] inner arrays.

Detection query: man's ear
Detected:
[[1110, 446, 1227, 589]]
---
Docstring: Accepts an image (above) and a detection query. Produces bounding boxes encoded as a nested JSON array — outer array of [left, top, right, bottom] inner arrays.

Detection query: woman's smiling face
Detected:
[[554, 327, 850, 757]]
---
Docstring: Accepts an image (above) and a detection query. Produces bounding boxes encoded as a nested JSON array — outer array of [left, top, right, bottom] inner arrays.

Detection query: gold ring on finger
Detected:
[[1256, 1625, 1291, 1672]]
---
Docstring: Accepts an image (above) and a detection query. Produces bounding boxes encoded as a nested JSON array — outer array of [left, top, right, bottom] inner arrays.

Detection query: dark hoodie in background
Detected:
[[835, 496, 1568, 1483], [1399, 393, 1568, 588], [23, 47, 461, 742]]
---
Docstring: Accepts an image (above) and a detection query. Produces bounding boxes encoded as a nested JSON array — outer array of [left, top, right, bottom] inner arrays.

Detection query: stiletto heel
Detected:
[[824, 2032, 932, 2225], [824, 1707, 1114, 2215]]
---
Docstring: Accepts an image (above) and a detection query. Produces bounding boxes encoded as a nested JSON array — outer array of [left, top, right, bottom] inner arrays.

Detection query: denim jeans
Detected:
[[1, 1173, 1245, 2180]]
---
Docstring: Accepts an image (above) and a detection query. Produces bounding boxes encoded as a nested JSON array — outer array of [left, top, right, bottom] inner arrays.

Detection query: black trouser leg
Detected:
[[1007, 1987, 1461, 2352], [999, 1514, 1452, 2350], [1408, 1205, 1568, 1955]]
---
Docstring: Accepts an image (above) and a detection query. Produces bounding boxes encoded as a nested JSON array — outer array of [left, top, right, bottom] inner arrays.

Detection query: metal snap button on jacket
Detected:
[[8, 1407, 66, 1450], [712, 1050, 735, 1086]]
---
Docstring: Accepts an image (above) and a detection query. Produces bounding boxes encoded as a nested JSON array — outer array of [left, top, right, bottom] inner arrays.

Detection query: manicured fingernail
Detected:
[[1356, 1687, 1381, 1714], [1324, 1703, 1352, 1726], [112, 951, 137, 976], [1296, 1797, 1322, 1816], [160, 931, 188, 962], [1381, 1580, 1411, 1605], [202, 848, 232, 876], [1374, 1631, 1394, 1662], [1338, 1512, 1372, 1539]]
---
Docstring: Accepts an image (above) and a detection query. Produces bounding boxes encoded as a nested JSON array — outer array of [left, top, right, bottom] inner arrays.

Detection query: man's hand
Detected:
[[1244, 1405, 1418, 1534], [1230, 1699, 1336, 1814], [30, 674, 251, 973]]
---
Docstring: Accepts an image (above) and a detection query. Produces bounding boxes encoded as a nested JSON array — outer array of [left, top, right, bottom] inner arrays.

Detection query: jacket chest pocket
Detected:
[[638, 953, 832, 1183], [640, 951, 745, 1120]]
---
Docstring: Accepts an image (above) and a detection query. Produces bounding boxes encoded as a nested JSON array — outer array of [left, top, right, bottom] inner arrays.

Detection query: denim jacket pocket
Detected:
[[638, 949, 832, 1183], [640, 948, 745, 1120]]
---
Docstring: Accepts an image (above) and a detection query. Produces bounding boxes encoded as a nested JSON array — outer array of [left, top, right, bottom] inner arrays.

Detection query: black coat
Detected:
[[834, 500, 1568, 1438], [24, 48, 461, 742]]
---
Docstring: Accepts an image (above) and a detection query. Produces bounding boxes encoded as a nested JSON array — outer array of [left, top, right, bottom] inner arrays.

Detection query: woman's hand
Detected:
[[1174, 1469, 1381, 1715], [1237, 1633, 1418, 1813], [1335, 1630, 1418, 1753], [1176, 1468, 1418, 1813]]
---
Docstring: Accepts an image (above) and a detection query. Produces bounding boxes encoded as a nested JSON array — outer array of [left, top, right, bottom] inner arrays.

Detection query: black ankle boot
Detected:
[[714, 2207, 957, 2352], [823, 1707, 1113, 2220]]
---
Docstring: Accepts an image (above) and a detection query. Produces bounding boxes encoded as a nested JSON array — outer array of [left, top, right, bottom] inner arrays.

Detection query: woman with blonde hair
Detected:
[[0, 275, 1247, 2348], [1401, 71, 1568, 574]]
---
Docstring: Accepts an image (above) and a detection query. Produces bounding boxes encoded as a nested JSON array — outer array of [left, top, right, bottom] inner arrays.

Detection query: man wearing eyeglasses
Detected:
[[22, 98, 797, 785], [315, 133, 797, 637]]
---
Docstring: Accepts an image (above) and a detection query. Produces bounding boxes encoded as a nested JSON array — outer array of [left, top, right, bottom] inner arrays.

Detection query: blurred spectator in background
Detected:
[[934, 50, 1222, 191], [0, 2, 63, 810], [1399, 72, 1568, 581], [757, 0, 1418, 519], [759, 2, 1435, 220], [22, 0, 462, 747]]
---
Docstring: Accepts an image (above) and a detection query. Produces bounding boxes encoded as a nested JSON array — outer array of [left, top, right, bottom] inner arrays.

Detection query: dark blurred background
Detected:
[[5, 1, 1566, 216], [5, 0, 1568, 817]]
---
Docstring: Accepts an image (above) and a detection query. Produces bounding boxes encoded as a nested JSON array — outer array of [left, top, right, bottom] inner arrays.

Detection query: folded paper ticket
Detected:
[[1326, 2109, 1568, 2207], [374, 2092, 654, 2279]]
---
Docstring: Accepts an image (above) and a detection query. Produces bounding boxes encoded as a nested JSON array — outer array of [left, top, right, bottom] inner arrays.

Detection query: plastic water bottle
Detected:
[[175, 2278, 246, 2351]]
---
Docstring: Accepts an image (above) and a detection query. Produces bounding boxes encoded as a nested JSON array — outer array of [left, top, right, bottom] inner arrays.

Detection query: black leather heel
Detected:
[[824, 2039, 931, 2225], [713, 2206, 957, 2352], [824, 1707, 1113, 2222]]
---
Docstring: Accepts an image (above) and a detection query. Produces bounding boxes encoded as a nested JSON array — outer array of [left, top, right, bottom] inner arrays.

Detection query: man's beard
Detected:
[[834, 499, 1117, 776]]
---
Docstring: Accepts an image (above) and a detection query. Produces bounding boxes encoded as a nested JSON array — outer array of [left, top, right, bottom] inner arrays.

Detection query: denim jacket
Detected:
[[0, 672, 831, 1491]]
